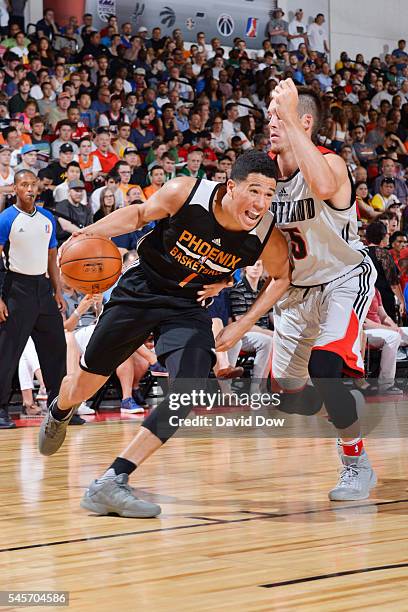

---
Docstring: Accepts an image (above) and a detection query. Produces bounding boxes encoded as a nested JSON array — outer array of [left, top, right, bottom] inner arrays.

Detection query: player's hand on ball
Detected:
[[271, 78, 299, 122], [196, 278, 233, 304], [215, 320, 247, 352]]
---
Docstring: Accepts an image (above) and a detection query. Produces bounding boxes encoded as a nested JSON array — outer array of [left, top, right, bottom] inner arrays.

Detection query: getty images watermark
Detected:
[[167, 389, 285, 431]]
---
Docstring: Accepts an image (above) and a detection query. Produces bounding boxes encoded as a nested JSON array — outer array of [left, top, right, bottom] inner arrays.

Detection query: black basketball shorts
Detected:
[[80, 264, 216, 377]]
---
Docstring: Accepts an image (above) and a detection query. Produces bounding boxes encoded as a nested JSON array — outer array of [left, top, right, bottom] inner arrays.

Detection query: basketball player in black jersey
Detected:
[[39, 151, 290, 518]]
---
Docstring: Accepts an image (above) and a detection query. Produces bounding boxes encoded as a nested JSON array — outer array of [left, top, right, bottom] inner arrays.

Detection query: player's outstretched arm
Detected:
[[270, 79, 351, 207], [215, 227, 290, 352], [74, 177, 197, 239]]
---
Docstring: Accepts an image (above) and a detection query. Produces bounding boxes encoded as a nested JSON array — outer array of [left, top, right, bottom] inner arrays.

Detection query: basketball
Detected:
[[60, 235, 122, 294]]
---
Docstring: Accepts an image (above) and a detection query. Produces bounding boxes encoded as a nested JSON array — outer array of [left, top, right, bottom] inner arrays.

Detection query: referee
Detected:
[[0, 170, 66, 428]]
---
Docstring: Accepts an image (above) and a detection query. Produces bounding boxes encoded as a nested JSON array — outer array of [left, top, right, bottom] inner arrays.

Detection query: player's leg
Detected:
[[272, 289, 323, 415], [80, 346, 213, 518], [310, 259, 377, 501], [38, 302, 154, 456], [80, 310, 214, 518]]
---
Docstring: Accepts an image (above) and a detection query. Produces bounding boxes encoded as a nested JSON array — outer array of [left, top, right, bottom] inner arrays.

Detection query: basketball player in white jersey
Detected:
[[217, 80, 378, 501]]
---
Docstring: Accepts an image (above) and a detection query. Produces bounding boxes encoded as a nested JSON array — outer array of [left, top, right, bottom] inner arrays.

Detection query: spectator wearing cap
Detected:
[[54, 161, 87, 206], [48, 92, 71, 131], [8, 77, 32, 115], [15, 144, 38, 175], [123, 148, 146, 186], [91, 129, 119, 175], [131, 110, 155, 155], [267, 8, 288, 48], [371, 178, 401, 211], [143, 165, 165, 199], [175, 101, 191, 132], [0, 169, 66, 429], [288, 8, 308, 52], [47, 143, 74, 185], [55, 179, 92, 243], [307, 13, 329, 57], [0, 145, 14, 212], [51, 121, 78, 159]]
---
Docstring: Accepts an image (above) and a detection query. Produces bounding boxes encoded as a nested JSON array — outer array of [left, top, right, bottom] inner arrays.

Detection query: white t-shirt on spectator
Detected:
[[288, 19, 308, 51], [54, 181, 87, 206], [307, 22, 327, 53]]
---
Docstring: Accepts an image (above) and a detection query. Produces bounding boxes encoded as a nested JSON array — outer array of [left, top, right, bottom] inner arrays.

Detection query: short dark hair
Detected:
[[230, 150, 278, 183], [67, 161, 80, 170], [389, 231, 405, 246], [297, 86, 324, 141], [14, 169, 37, 183], [365, 221, 388, 245]]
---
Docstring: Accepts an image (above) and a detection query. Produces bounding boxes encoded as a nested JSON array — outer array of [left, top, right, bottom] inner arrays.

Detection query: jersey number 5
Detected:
[[281, 227, 307, 260]]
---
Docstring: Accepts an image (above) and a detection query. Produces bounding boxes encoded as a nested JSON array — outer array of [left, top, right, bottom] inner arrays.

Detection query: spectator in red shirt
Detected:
[[91, 129, 119, 176]]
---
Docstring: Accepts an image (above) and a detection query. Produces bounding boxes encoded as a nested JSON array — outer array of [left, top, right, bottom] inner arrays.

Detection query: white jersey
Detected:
[[271, 150, 365, 287]]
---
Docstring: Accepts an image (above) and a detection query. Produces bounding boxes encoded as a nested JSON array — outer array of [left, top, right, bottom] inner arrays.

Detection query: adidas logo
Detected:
[[18, 228, 24, 232], [278, 186, 288, 197], [212, 238, 221, 246]]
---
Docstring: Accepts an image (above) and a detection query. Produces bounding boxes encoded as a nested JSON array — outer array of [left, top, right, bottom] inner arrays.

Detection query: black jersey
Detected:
[[137, 179, 275, 299]]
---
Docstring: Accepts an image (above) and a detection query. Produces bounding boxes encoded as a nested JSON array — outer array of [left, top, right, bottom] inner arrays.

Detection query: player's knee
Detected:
[[308, 350, 343, 379], [278, 386, 323, 416]]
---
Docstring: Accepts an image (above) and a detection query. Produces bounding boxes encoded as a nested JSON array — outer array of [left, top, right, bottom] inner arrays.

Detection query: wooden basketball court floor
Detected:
[[2, 411, 408, 611]]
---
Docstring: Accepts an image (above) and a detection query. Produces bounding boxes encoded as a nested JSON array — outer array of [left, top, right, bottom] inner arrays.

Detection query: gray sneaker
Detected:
[[38, 398, 77, 456], [329, 450, 377, 501], [80, 472, 162, 518]]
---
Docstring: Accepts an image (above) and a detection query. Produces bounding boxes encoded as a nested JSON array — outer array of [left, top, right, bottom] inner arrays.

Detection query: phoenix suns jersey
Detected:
[[137, 178, 275, 298], [270, 147, 365, 287]]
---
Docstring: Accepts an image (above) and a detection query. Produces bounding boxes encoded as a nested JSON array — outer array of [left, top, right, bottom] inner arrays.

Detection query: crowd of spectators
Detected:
[[2, 6, 408, 410]]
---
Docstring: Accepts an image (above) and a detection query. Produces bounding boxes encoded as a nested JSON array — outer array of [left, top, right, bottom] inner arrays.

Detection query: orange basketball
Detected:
[[60, 235, 122, 294]]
